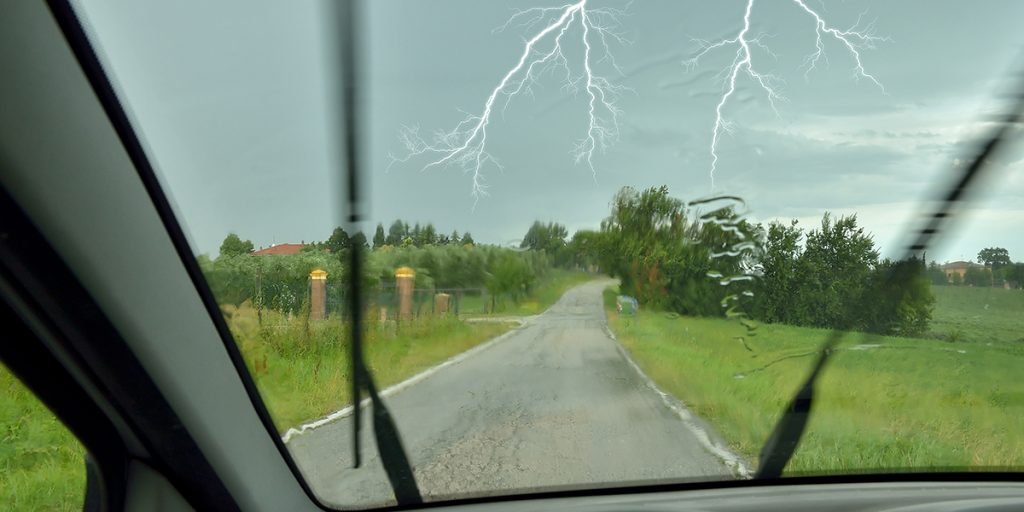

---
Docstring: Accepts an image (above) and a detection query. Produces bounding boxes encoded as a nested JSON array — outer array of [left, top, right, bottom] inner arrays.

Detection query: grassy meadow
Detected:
[[605, 285, 1024, 474], [1, 365, 85, 511]]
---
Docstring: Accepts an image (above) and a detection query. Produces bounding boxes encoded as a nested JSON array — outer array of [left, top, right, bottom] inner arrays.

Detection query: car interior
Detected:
[[2, 1, 1024, 511]]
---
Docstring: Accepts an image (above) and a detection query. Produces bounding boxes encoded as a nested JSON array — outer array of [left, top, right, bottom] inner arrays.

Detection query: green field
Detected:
[[1, 365, 85, 511], [928, 285, 1024, 344], [605, 285, 1024, 474]]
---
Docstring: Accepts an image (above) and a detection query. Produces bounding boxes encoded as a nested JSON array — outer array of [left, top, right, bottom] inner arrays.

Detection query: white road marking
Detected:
[[603, 325, 754, 479], [282, 322, 529, 443]]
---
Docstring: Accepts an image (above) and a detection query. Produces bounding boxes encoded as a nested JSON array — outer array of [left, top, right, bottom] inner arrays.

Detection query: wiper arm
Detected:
[[755, 72, 1024, 480], [336, 1, 422, 504], [755, 330, 841, 479]]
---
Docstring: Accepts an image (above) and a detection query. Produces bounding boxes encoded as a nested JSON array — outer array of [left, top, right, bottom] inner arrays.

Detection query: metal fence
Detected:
[[359, 285, 489, 318]]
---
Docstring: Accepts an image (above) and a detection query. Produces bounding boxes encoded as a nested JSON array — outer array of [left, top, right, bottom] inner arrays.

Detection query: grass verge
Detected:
[[604, 286, 1024, 474], [1, 364, 85, 511], [223, 304, 511, 432]]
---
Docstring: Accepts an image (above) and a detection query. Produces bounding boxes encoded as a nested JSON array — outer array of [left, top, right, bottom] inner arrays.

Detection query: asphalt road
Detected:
[[287, 280, 734, 507]]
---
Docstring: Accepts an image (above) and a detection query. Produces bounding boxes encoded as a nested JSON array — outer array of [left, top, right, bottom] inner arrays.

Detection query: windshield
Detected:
[[71, 0, 1024, 508]]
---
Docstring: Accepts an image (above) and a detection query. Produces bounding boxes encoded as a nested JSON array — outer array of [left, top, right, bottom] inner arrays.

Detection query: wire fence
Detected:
[[368, 285, 490, 318], [249, 278, 491, 320]]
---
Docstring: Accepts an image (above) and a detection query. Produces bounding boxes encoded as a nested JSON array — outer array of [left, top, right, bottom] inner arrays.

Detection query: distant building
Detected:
[[252, 243, 306, 256], [941, 261, 976, 281]]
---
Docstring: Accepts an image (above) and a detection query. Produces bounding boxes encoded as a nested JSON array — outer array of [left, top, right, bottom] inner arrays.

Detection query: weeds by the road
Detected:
[[1, 364, 85, 511], [604, 286, 1024, 474], [224, 304, 511, 432]]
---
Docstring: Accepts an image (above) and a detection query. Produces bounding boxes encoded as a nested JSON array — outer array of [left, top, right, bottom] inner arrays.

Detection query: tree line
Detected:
[[375, 220, 474, 249], [209, 185, 1019, 337], [205, 223, 542, 315], [751, 216, 932, 336]]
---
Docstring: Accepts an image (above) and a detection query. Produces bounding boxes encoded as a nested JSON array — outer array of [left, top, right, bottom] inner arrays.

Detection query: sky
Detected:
[[75, 0, 1024, 262]]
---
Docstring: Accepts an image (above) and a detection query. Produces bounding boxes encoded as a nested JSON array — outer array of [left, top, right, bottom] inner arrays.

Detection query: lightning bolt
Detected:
[[686, 0, 889, 187], [388, 1, 626, 202]]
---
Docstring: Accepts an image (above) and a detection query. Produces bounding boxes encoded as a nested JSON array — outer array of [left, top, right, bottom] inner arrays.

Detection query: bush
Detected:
[[861, 258, 935, 336]]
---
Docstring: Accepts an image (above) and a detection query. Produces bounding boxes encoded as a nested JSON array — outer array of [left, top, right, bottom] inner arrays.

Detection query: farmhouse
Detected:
[[940, 261, 977, 281]]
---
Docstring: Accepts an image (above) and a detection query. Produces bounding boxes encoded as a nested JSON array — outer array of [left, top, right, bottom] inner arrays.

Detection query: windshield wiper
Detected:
[[336, 1, 422, 504], [755, 72, 1024, 479]]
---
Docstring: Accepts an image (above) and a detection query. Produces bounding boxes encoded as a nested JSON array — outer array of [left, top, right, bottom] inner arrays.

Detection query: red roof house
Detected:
[[252, 243, 306, 256]]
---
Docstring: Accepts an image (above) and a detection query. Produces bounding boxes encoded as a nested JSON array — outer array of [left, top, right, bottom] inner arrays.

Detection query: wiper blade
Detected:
[[755, 331, 841, 479], [337, 1, 421, 504], [755, 71, 1024, 480], [356, 354, 422, 504]]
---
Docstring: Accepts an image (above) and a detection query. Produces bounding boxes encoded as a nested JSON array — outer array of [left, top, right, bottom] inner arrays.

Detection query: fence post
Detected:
[[395, 267, 415, 321], [309, 268, 328, 320], [434, 293, 450, 316], [255, 266, 263, 325]]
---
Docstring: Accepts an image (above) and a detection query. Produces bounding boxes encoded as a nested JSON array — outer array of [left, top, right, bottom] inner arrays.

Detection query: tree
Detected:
[[460, 232, 475, 246], [372, 223, 386, 249], [350, 231, 368, 250], [386, 220, 406, 246], [795, 213, 879, 330], [754, 220, 803, 324], [219, 233, 254, 258], [597, 185, 756, 315], [450, 230, 460, 246], [926, 261, 948, 286], [566, 229, 603, 270], [486, 251, 534, 306], [521, 221, 568, 253], [422, 223, 438, 246], [1003, 262, 1024, 289], [325, 227, 350, 253], [964, 265, 992, 287], [978, 247, 1011, 270], [411, 223, 423, 247], [600, 185, 683, 306]]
